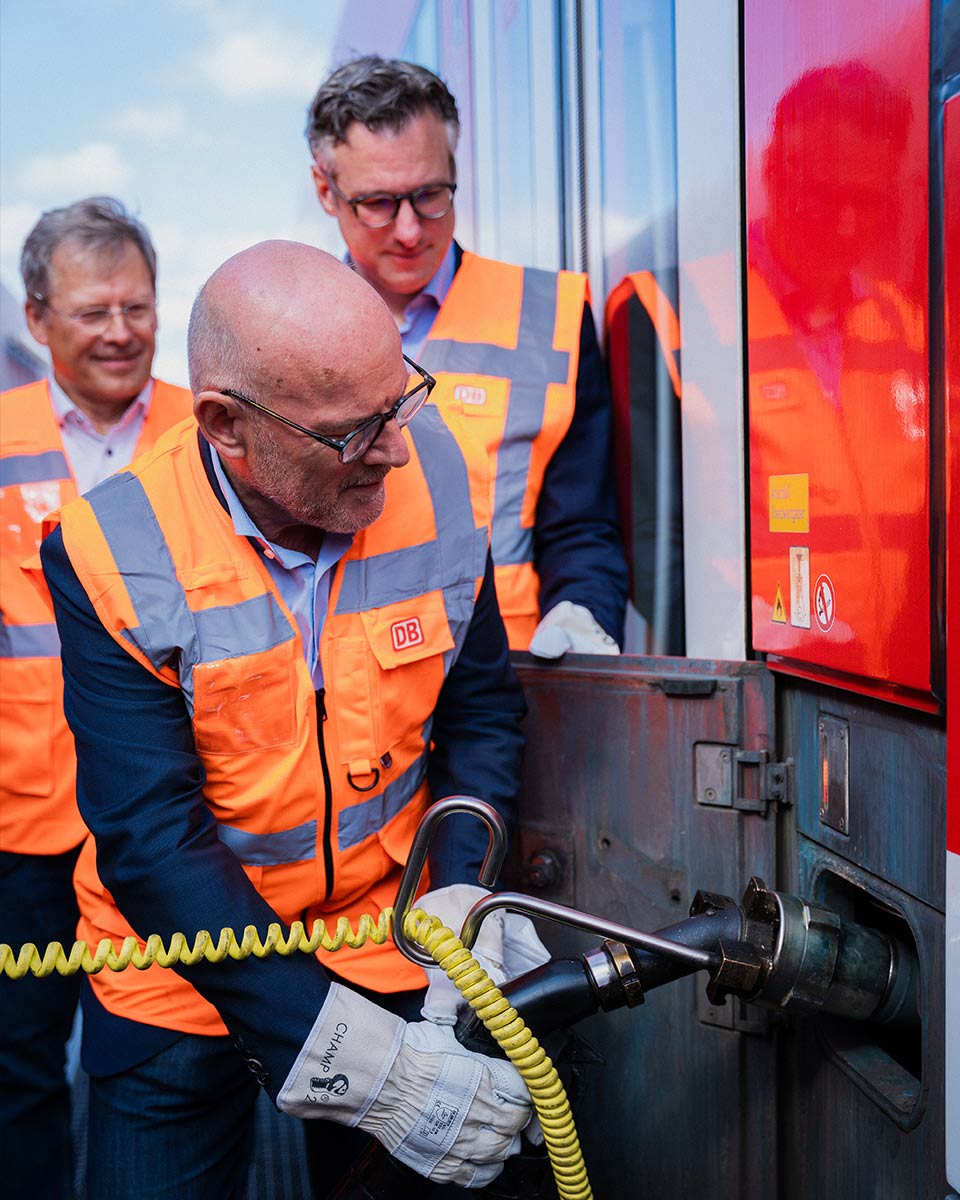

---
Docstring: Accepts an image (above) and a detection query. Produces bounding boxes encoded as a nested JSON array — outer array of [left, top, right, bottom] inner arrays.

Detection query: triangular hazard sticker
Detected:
[[772, 583, 786, 624]]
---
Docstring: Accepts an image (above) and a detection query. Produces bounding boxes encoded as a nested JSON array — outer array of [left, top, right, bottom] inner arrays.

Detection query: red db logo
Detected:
[[391, 617, 425, 651]]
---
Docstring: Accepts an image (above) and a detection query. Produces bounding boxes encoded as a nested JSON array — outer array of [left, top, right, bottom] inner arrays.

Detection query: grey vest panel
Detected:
[[0, 619, 60, 659], [421, 266, 571, 568], [0, 449, 70, 487]]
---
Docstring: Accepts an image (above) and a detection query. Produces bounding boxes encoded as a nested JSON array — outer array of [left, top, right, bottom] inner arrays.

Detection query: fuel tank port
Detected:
[[705, 876, 920, 1031]]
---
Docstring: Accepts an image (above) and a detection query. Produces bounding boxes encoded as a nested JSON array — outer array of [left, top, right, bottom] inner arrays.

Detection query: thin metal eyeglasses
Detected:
[[220, 354, 436, 465], [32, 294, 156, 334], [323, 171, 457, 229]]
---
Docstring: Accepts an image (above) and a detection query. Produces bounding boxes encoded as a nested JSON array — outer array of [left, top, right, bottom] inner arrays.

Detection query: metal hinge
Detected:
[[695, 745, 792, 814]]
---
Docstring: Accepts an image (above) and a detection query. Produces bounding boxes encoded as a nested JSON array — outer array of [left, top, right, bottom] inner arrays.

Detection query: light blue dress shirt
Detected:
[[51, 376, 152, 495], [210, 450, 352, 688]]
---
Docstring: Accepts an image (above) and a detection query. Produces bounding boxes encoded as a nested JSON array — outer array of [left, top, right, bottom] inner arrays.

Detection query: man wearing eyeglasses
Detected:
[[306, 56, 629, 662], [0, 196, 192, 1199], [35, 241, 537, 1196]]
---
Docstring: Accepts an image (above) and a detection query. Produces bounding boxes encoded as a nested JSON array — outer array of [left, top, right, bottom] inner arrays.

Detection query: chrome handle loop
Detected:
[[392, 796, 507, 967]]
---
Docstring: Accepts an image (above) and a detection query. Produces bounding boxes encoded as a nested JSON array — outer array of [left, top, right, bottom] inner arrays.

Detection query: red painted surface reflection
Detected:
[[745, 1, 932, 704]]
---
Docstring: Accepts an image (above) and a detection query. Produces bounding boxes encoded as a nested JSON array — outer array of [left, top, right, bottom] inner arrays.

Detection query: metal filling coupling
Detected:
[[582, 941, 645, 1010]]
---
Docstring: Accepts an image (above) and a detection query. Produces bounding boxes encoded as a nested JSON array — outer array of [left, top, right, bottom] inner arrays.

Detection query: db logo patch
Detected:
[[391, 616, 425, 651], [454, 384, 487, 406]]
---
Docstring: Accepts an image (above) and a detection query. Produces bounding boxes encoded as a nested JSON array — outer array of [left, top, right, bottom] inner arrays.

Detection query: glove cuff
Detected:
[[277, 982, 404, 1122]]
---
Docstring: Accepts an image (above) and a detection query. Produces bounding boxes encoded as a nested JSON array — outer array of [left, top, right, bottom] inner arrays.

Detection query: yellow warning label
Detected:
[[769, 474, 809, 532], [772, 583, 786, 624]]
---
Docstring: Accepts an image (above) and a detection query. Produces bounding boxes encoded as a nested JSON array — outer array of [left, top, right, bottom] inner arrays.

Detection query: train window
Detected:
[[401, 0, 562, 269], [467, 1, 563, 267], [403, 0, 440, 66], [400, 1, 478, 253], [594, 0, 679, 303]]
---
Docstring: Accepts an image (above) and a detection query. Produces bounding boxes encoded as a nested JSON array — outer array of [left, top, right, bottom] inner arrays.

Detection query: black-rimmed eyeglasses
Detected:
[[323, 171, 457, 229], [220, 354, 435, 465]]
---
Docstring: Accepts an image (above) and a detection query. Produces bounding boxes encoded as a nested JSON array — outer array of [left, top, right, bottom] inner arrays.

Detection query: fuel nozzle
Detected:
[[455, 876, 919, 1057], [699, 877, 919, 1027]]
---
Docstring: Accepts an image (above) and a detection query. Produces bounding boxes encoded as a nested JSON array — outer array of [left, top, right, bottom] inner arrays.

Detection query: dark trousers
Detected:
[[0, 846, 83, 1200], [87, 1033, 259, 1199], [84, 983, 474, 1199]]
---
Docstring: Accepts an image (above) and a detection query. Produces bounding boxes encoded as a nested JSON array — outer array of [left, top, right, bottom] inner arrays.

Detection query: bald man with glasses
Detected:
[[35, 241, 539, 1198], [0, 196, 192, 1199]]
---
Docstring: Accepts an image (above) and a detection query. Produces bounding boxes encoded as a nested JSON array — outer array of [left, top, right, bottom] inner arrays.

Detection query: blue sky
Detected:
[[0, 0, 349, 385]]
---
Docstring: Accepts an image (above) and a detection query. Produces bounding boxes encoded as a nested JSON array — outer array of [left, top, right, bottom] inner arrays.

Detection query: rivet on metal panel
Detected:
[[522, 849, 561, 890]]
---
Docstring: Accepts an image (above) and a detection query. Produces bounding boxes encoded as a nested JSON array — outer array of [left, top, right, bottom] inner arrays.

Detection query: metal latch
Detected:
[[696, 745, 791, 813]]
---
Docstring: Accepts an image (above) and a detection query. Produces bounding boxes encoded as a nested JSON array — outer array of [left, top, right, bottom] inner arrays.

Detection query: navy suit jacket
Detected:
[[40, 432, 525, 1095]]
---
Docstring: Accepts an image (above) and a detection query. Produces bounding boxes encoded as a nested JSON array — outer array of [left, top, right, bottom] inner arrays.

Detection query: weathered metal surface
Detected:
[[783, 684, 946, 909], [509, 654, 779, 1200], [780, 837, 946, 1199]]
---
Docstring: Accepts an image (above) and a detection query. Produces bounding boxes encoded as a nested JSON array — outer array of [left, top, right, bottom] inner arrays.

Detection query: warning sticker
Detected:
[[789, 547, 811, 628], [769, 474, 809, 533], [814, 574, 836, 632], [772, 584, 786, 624]]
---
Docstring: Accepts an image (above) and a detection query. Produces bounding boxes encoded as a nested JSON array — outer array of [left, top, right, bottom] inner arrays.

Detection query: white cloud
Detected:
[[200, 24, 332, 97], [108, 103, 186, 139], [19, 142, 129, 193]]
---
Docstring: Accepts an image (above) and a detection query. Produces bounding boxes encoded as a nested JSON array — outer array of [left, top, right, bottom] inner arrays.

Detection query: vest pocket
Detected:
[[359, 593, 454, 670], [192, 642, 299, 754], [0, 658, 58, 796]]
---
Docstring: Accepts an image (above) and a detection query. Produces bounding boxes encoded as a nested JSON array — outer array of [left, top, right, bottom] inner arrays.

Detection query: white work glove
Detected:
[[418, 884, 551, 1027], [278, 983, 532, 1187], [528, 601, 620, 659]]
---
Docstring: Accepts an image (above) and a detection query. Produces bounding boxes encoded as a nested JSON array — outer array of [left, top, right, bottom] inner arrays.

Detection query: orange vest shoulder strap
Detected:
[[1, 379, 64, 453], [135, 379, 194, 455]]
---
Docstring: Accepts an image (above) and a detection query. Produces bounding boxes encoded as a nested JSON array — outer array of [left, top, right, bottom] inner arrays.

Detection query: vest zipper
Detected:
[[315, 688, 335, 901]]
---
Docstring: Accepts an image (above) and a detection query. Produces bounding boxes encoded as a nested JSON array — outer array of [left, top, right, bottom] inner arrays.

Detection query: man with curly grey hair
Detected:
[[0, 196, 192, 1199], [306, 55, 628, 662]]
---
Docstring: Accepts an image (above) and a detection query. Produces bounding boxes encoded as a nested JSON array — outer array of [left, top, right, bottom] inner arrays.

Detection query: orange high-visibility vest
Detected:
[[603, 271, 682, 570], [54, 410, 492, 1033], [0, 378, 193, 855], [421, 252, 588, 649]]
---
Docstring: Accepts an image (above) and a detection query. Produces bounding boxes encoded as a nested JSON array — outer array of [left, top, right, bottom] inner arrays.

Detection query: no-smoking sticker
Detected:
[[814, 574, 836, 632]]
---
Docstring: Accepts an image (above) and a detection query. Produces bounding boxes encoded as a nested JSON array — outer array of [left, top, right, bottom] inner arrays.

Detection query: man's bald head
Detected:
[[187, 239, 396, 395], [187, 240, 412, 555]]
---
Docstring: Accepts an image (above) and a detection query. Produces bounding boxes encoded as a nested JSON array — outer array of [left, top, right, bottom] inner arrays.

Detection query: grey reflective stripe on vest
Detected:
[[408, 408, 487, 667], [86, 472, 294, 715], [217, 819, 317, 866], [337, 746, 429, 851], [336, 404, 486, 665], [0, 619, 60, 659], [422, 266, 569, 567], [0, 449, 70, 487], [218, 745, 432, 860]]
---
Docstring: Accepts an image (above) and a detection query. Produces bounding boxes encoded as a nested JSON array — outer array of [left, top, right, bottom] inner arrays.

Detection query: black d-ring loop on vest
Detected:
[[347, 767, 380, 793]]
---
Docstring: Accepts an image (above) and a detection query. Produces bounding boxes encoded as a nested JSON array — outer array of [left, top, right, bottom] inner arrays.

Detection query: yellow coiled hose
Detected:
[[0, 907, 593, 1200]]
